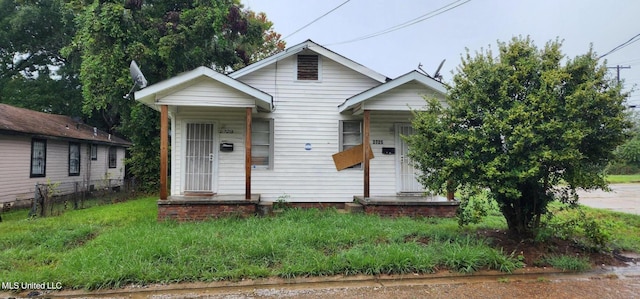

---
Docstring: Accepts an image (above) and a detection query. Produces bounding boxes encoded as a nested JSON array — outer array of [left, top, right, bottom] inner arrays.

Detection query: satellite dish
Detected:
[[123, 60, 148, 99], [129, 60, 147, 88], [432, 59, 446, 81]]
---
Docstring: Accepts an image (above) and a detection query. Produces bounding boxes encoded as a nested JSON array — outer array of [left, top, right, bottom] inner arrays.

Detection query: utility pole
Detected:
[[607, 65, 631, 83]]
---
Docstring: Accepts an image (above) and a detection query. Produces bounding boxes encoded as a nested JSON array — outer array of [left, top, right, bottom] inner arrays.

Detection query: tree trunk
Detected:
[[498, 194, 534, 236]]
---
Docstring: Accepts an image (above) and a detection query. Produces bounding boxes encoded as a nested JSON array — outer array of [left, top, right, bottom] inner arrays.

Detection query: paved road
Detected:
[[10, 266, 639, 298], [577, 184, 640, 215]]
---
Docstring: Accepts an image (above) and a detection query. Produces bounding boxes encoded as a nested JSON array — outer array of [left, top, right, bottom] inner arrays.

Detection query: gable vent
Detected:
[[297, 55, 319, 80]]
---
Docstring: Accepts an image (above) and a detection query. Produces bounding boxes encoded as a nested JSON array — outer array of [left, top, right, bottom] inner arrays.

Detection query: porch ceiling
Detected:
[[135, 66, 273, 112]]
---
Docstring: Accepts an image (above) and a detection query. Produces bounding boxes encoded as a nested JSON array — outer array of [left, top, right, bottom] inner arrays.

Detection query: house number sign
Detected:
[[373, 140, 383, 145]]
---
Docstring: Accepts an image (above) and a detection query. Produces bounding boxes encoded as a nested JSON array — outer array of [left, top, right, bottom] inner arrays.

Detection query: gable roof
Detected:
[[230, 39, 389, 83], [0, 104, 131, 146], [135, 66, 273, 111], [338, 70, 447, 113]]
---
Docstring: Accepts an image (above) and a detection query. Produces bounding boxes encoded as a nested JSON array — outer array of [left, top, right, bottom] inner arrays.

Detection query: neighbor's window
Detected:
[[69, 142, 80, 176], [90, 144, 97, 160], [30, 138, 47, 177], [297, 54, 319, 80], [251, 119, 274, 169], [108, 147, 117, 168], [339, 120, 362, 169]]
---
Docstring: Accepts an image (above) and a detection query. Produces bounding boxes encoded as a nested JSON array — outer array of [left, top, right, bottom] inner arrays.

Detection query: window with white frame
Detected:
[[340, 120, 362, 169], [251, 119, 273, 169], [30, 138, 46, 177], [69, 142, 80, 176], [91, 144, 97, 160]]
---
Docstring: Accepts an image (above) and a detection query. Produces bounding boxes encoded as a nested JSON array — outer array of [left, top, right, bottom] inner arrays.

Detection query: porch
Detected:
[[158, 194, 261, 221], [157, 193, 459, 221]]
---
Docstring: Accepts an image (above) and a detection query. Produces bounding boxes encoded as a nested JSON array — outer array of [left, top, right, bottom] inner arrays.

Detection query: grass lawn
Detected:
[[1, 196, 638, 290], [606, 174, 640, 183]]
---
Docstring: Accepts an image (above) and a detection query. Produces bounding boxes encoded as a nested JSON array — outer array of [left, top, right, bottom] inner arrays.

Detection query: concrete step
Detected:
[[345, 202, 364, 214]]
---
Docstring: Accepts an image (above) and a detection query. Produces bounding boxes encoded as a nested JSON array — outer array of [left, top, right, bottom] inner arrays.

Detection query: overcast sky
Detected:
[[242, 0, 640, 106]]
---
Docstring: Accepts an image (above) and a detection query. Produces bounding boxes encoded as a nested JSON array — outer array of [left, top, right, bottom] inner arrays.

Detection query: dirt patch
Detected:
[[65, 231, 99, 249], [476, 229, 627, 268], [403, 233, 431, 245]]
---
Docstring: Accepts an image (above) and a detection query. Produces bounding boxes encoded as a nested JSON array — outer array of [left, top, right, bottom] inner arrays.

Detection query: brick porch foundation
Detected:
[[157, 196, 459, 221], [157, 195, 259, 221], [355, 196, 459, 218]]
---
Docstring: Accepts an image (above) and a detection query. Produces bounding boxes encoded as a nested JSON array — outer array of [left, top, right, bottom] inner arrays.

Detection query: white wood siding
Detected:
[[0, 134, 127, 205], [87, 145, 126, 184], [364, 81, 444, 111], [235, 55, 381, 202], [0, 135, 34, 203], [157, 77, 256, 108]]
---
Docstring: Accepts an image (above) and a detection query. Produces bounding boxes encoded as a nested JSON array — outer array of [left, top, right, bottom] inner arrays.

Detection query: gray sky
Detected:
[[242, 0, 640, 106]]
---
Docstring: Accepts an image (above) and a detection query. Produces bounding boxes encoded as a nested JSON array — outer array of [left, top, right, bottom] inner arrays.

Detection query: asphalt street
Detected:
[[577, 184, 640, 215]]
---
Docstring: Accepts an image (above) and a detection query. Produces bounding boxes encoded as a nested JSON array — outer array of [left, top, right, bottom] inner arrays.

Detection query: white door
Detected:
[[184, 123, 216, 193], [396, 124, 423, 193]]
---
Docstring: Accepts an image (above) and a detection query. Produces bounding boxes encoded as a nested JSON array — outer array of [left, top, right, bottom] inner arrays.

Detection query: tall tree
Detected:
[[64, 0, 284, 191], [406, 37, 631, 235]]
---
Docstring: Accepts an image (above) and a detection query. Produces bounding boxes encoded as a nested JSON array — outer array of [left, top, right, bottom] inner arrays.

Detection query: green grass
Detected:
[[606, 174, 640, 183], [2, 196, 638, 290], [542, 255, 591, 272], [576, 206, 640, 252], [544, 203, 640, 252], [0, 197, 523, 290]]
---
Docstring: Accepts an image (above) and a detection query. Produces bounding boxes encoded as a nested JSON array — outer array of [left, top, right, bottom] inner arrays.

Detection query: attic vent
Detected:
[[297, 55, 319, 80]]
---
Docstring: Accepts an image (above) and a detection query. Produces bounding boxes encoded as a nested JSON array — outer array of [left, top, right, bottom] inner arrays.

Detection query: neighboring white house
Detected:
[[0, 104, 131, 208], [135, 40, 446, 203]]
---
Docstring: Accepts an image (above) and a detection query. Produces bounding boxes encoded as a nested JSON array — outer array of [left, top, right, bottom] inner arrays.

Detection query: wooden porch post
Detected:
[[245, 107, 252, 200], [160, 105, 168, 200], [363, 110, 370, 198]]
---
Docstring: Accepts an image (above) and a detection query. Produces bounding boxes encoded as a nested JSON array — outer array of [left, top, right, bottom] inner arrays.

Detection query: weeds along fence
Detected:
[[30, 178, 138, 217]]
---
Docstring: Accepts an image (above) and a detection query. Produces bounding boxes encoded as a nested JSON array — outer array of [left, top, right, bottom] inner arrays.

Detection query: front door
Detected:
[[184, 123, 216, 193], [395, 123, 423, 193]]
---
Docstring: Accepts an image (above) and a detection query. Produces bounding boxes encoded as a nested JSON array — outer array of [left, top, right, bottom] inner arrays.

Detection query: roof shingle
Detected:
[[0, 104, 131, 146]]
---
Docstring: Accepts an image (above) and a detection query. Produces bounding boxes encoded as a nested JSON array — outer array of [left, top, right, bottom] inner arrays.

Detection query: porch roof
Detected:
[[135, 66, 273, 112], [338, 70, 446, 114]]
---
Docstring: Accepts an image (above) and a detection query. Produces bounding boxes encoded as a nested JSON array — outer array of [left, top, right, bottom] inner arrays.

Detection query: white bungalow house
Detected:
[[135, 40, 454, 219], [0, 104, 131, 209]]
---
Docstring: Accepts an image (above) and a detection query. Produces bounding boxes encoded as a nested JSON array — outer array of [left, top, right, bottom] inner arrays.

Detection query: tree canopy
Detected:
[[0, 0, 82, 116], [406, 36, 632, 235]]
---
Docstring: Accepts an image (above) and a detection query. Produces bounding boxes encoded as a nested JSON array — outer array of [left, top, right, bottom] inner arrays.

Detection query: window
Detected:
[[108, 147, 117, 168], [91, 144, 97, 160], [297, 55, 319, 80], [30, 139, 46, 177], [340, 120, 363, 169], [69, 142, 80, 176], [251, 119, 273, 169]]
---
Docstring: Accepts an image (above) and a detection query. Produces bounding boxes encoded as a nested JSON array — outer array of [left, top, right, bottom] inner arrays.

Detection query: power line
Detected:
[[611, 58, 640, 65], [324, 0, 471, 46], [599, 33, 640, 59], [283, 0, 352, 40]]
